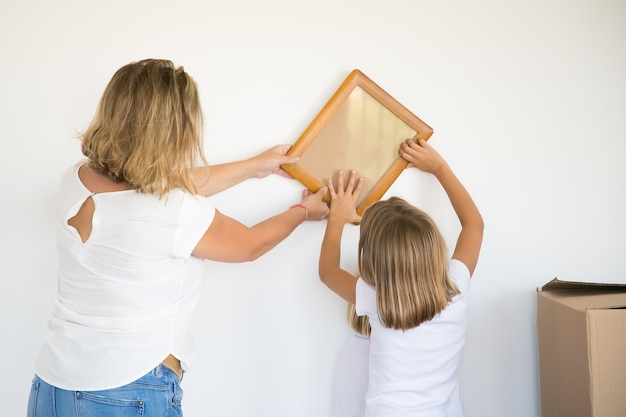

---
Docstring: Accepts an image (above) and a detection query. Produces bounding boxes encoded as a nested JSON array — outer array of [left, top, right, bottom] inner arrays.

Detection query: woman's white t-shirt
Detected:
[[355, 259, 470, 417], [35, 161, 216, 391]]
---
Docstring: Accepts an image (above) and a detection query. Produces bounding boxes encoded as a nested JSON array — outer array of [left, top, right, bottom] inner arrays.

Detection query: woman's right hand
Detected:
[[299, 187, 330, 221]]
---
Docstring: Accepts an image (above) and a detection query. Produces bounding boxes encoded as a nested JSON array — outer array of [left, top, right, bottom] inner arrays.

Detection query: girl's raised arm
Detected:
[[318, 171, 363, 303], [400, 139, 484, 276]]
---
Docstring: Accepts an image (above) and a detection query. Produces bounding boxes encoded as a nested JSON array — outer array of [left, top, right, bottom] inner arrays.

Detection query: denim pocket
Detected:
[[76, 391, 144, 417], [26, 378, 40, 417], [170, 379, 183, 417]]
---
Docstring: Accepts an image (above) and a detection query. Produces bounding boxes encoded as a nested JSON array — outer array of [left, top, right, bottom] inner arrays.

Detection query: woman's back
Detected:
[[36, 161, 216, 391]]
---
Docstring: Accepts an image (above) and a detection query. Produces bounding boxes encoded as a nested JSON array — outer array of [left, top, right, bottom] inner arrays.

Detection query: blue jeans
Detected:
[[27, 365, 183, 417]]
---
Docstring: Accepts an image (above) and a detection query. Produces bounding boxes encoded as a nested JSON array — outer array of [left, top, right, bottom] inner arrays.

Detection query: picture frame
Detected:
[[282, 69, 433, 216]]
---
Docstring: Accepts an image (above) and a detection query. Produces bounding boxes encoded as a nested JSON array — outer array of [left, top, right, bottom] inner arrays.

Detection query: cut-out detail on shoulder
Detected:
[[68, 196, 95, 243]]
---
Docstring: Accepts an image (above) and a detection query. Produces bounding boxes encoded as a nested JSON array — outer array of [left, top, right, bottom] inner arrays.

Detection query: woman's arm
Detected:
[[193, 145, 298, 196], [318, 171, 363, 303], [400, 139, 484, 276], [192, 187, 329, 262]]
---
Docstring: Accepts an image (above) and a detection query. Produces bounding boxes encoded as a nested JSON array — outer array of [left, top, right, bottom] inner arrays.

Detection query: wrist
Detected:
[[289, 203, 308, 224], [327, 213, 348, 226], [431, 161, 451, 179], [244, 156, 262, 179]]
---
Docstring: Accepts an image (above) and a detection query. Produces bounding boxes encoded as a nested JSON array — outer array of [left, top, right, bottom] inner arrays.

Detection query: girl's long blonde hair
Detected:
[[358, 197, 458, 330], [347, 303, 371, 337], [80, 59, 207, 197]]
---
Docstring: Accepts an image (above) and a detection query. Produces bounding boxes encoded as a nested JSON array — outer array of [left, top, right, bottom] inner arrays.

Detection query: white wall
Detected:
[[2, 1, 625, 416]]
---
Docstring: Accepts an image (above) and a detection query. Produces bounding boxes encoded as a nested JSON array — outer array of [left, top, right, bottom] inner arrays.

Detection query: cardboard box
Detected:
[[537, 278, 626, 417]]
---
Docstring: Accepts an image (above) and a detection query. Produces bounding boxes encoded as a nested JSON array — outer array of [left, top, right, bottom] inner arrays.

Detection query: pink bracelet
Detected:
[[290, 203, 308, 224]]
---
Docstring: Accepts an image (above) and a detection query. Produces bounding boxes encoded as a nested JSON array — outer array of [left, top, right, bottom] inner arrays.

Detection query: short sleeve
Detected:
[[173, 194, 216, 258], [448, 259, 471, 295], [355, 278, 376, 317]]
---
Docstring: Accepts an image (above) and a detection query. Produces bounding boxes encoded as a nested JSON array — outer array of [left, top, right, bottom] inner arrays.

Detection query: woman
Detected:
[[27, 58, 329, 417]]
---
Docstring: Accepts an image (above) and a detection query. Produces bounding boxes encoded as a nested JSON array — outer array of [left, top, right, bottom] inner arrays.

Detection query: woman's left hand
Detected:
[[250, 144, 299, 179]]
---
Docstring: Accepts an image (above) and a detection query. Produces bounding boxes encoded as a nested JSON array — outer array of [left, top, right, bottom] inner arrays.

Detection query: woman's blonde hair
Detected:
[[358, 197, 458, 331], [80, 59, 207, 197], [347, 303, 371, 337]]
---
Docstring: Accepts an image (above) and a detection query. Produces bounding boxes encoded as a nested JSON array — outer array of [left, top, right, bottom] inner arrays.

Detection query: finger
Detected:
[[399, 141, 410, 157], [402, 139, 417, 154], [276, 168, 295, 179], [280, 155, 300, 165], [274, 144, 292, 155], [336, 170, 345, 195], [400, 141, 417, 160], [353, 176, 364, 196], [316, 186, 328, 197], [408, 139, 421, 150], [327, 177, 337, 196], [346, 170, 357, 194]]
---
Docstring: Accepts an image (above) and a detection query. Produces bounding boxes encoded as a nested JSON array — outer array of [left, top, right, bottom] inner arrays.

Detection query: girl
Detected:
[[319, 139, 483, 417], [27, 59, 330, 417]]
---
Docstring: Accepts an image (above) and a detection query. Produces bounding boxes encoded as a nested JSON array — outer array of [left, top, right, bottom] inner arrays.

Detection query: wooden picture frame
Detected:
[[282, 69, 433, 216]]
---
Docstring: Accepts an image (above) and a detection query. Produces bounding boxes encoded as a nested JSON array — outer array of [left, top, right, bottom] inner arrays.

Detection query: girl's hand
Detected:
[[250, 144, 299, 179], [399, 139, 447, 175], [327, 170, 363, 224]]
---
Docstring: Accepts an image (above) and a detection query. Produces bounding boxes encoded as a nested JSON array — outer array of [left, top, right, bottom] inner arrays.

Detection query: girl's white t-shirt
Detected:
[[35, 161, 216, 391], [355, 259, 471, 417]]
